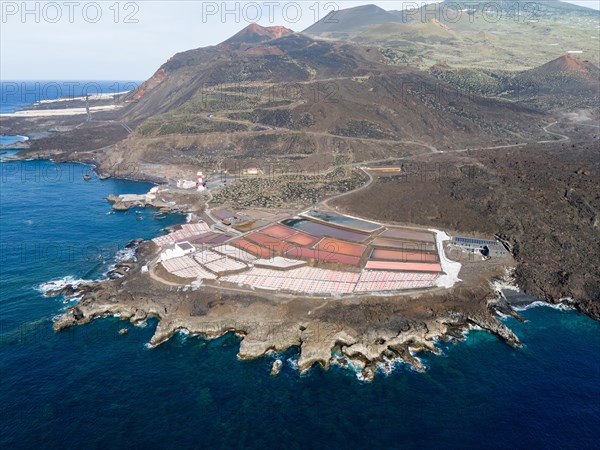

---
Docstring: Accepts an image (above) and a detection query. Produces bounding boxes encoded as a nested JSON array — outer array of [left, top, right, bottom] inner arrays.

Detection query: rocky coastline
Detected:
[[47, 237, 525, 381]]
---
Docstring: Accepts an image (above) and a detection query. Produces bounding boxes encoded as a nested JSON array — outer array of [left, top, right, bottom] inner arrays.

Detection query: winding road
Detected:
[[317, 120, 577, 213]]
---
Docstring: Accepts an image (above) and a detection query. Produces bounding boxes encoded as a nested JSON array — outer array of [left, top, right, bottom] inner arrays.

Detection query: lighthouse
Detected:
[[196, 171, 205, 191]]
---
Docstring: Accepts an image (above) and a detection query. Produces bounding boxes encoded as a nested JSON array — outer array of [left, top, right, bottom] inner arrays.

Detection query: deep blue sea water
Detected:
[[1, 83, 599, 449]]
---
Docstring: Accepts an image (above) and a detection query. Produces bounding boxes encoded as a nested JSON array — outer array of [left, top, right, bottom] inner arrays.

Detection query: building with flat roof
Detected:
[[451, 236, 509, 258], [160, 241, 195, 261]]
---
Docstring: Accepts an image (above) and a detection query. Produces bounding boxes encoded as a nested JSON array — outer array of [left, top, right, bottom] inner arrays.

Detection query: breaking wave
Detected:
[[513, 301, 575, 312], [35, 276, 88, 295]]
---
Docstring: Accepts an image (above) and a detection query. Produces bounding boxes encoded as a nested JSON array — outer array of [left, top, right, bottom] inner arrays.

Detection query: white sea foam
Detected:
[[99, 242, 140, 279], [494, 280, 521, 293], [115, 246, 137, 263], [513, 301, 575, 312], [330, 357, 367, 381], [407, 348, 427, 367], [376, 356, 398, 376], [177, 328, 191, 343], [286, 357, 299, 370], [186, 213, 200, 223], [36, 276, 87, 295], [491, 268, 520, 294], [494, 310, 511, 320]]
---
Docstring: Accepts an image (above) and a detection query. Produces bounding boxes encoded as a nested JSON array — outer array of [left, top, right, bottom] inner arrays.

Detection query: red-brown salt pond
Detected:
[[245, 232, 295, 255], [285, 232, 320, 247], [315, 238, 366, 257], [370, 248, 439, 263], [371, 238, 437, 253], [286, 248, 361, 266], [260, 223, 297, 239], [365, 261, 442, 272], [231, 238, 275, 258]]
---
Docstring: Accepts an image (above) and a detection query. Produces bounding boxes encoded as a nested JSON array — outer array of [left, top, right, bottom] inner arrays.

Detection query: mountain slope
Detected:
[[304, 2, 600, 71], [502, 54, 600, 107], [104, 24, 548, 185], [516, 54, 600, 93], [303, 4, 400, 34], [221, 23, 293, 45], [120, 33, 386, 120]]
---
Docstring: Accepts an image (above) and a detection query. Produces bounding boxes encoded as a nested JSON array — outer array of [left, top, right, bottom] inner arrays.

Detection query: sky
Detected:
[[1, 0, 599, 81]]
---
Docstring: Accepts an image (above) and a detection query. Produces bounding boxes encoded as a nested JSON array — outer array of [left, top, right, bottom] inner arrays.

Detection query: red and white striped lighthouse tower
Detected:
[[196, 171, 205, 191]]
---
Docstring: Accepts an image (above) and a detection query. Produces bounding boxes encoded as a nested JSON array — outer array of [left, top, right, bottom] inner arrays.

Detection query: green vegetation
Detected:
[[178, 94, 260, 114], [227, 110, 315, 130], [138, 114, 247, 136], [227, 111, 259, 123], [431, 68, 510, 97], [210, 168, 368, 208], [232, 133, 316, 158]]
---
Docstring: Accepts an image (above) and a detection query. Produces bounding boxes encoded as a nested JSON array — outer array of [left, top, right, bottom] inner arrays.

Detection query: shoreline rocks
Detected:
[[270, 359, 283, 376], [49, 276, 528, 381]]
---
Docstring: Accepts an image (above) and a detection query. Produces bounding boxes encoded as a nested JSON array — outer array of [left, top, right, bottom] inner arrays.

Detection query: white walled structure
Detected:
[[160, 241, 195, 261]]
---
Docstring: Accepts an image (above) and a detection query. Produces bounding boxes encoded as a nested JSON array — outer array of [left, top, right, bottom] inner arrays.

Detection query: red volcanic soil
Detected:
[[132, 68, 166, 100], [516, 54, 600, 94], [258, 25, 294, 40], [541, 54, 596, 76], [222, 23, 294, 45]]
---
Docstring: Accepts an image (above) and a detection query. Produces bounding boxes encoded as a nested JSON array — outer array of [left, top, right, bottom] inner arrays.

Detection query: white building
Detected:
[[176, 179, 198, 190], [160, 241, 195, 261]]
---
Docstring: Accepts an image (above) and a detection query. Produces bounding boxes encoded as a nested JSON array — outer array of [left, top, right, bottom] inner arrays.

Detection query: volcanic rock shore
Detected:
[[51, 241, 521, 380]]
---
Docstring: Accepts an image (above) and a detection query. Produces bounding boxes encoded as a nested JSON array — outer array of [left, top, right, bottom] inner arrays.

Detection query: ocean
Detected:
[[1, 82, 599, 449]]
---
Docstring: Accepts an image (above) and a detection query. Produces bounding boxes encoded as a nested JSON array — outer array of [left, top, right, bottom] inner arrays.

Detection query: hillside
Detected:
[[513, 54, 600, 95], [119, 29, 385, 121], [83, 24, 548, 184], [304, 1, 600, 71], [222, 23, 294, 45], [428, 54, 600, 112], [303, 4, 399, 35], [356, 20, 455, 44], [331, 134, 600, 318]]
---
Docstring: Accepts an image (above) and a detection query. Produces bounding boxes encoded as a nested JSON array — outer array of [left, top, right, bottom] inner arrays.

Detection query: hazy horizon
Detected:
[[1, 0, 599, 81]]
